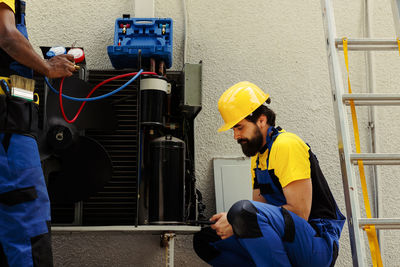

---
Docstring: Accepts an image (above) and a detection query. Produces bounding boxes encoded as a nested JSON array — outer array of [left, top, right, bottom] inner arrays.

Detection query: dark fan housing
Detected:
[[38, 76, 117, 203]]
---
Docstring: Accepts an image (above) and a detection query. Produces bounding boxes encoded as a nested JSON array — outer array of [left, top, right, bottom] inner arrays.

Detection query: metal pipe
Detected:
[[344, 101, 400, 106], [150, 58, 156, 73], [352, 161, 400, 165], [342, 93, 400, 100], [335, 38, 399, 50], [363, 0, 382, 249], [159, 60, 166, 76], [51, 225, 201, 234], [350, 153, 400, 160], [336, 38, 398, 45], [359, 218, 400, 229]]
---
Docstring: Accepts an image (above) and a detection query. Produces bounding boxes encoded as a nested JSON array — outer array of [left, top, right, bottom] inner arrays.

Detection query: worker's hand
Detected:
[[46, 54, 76, 78], [210, 212, 234, 240]]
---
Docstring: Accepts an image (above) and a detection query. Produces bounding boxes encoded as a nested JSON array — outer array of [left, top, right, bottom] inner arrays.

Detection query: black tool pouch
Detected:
[[0, 95, 39, 139]]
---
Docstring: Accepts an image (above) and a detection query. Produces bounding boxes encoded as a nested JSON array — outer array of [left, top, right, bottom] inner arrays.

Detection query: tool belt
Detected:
[[0, 94, 39, 139]]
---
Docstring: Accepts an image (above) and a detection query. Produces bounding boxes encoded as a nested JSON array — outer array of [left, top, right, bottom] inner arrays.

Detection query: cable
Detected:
[[52, 70, 157, 123], [58, 71, 140, 123], [45, 70, 149, 102]]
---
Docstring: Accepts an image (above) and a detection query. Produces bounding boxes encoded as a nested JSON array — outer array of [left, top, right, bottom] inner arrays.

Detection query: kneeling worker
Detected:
[[193, 82, 345, 266]]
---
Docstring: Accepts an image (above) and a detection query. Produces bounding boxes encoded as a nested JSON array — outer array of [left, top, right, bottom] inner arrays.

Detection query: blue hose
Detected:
[[44, 69, 143, 102]]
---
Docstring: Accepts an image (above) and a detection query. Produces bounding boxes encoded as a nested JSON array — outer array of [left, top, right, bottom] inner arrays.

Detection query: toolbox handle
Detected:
[[133, 19, 155, 26]]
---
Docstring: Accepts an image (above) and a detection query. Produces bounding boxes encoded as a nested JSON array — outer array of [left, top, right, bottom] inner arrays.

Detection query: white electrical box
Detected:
[[213, 157, 252, 213]]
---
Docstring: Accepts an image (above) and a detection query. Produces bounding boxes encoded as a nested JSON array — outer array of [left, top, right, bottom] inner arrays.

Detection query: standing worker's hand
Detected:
[[210, 212, 234, 240], [46, 54, 76, 78]]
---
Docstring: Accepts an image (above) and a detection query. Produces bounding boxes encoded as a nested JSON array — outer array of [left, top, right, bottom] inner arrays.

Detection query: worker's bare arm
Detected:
[[282, 178, 312, 221], [252, 189, 267, 203], [0, 4, 75, 78]]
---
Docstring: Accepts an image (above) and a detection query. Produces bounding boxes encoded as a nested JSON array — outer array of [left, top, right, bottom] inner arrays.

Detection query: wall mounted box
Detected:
[[107, 18, 173, 69]]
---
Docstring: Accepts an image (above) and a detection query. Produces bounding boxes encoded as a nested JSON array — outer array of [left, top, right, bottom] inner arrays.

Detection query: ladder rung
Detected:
[[359, 218, 400, 229], [350, 153, 400, 165], [335, 38, 399, 51], [342, 93, 400, 106]]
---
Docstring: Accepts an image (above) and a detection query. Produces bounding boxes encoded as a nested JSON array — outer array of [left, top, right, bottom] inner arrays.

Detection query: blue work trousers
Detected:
[[194, 201, 337, 267], [0, 133, 53, 267]]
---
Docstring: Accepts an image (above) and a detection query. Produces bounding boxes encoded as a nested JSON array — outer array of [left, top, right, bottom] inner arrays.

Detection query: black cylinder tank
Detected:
[[149, 135, 185, 224], [140, 75, 167, 126]]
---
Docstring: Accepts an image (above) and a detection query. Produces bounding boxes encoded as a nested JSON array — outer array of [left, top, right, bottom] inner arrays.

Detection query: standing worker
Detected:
[[193, 82, 346, 266], [0, 0, 75, 266]]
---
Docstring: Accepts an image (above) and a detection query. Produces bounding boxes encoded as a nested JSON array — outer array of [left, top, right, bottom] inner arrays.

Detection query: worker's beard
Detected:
[[237, 126, 263, 157]]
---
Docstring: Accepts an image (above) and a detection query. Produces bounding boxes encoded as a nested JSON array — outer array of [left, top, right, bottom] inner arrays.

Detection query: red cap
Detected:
[[67, 48, 85, 63]]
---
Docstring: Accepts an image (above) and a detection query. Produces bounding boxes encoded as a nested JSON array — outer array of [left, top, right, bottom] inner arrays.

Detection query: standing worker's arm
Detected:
[[0, 3, 75, 78]]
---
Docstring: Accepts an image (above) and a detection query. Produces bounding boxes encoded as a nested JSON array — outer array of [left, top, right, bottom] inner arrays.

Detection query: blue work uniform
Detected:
[[0, 1, 53, 266], [194, 126, 345, 266]]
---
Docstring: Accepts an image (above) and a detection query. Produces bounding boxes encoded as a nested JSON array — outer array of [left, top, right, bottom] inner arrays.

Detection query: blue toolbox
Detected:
[[107, 17, 173, 69]]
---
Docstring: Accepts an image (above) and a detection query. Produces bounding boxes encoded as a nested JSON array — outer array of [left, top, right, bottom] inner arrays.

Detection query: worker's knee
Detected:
[[227, 200, 263, 238]]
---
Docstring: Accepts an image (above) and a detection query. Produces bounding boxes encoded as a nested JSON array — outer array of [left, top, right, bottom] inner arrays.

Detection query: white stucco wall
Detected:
[[25, 0, 400, 266]]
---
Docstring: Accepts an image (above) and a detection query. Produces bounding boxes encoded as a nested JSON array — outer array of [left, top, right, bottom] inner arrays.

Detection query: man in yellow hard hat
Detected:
[[193, 82, 346, 266]]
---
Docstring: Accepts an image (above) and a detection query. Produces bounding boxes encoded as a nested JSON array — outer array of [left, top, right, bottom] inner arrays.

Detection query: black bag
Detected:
[[0, 94, 39, 139]]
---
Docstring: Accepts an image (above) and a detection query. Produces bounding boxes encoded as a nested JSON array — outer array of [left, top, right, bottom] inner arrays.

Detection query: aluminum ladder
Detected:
[[320, 0, 400, 266]]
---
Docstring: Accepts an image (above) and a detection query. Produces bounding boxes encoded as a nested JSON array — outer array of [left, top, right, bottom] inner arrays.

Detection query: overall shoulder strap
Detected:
[[15, 0, 25, 24], [266, 126, 281, 168]]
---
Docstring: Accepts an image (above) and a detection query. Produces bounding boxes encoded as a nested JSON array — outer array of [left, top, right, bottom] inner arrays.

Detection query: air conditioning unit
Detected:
[[35, 64, 203, 226]]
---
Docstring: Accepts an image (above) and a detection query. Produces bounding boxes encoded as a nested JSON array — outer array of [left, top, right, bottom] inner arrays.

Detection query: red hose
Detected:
[[59, 72, 157, 123]]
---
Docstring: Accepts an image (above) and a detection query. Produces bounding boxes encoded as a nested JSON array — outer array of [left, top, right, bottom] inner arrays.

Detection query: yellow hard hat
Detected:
[[218, 81, 269, 132]]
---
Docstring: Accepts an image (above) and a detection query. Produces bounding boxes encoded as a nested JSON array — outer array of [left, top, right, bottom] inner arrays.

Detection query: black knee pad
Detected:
[[227, 200, 262, 238], [193, 227, 221, 263]]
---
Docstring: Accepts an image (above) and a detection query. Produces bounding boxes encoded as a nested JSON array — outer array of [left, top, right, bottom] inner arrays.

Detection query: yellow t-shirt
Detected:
[[251, 131, 311, 189], [0, 0, 15, 13]]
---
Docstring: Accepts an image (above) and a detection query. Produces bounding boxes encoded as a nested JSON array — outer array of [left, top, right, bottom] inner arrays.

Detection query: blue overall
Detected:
[[0, 1, 52, 266], [195, 127, 345, 267], [9, 1, 33, 79]]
